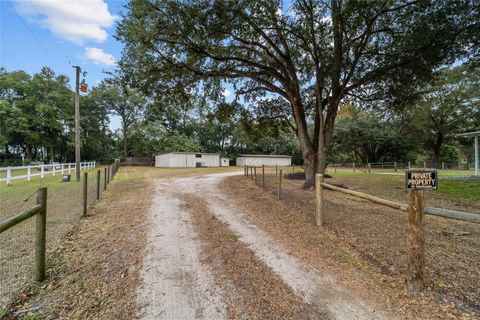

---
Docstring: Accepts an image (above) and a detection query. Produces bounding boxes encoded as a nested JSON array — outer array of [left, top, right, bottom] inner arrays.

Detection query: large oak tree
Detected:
[[116, 0, 478, 187]]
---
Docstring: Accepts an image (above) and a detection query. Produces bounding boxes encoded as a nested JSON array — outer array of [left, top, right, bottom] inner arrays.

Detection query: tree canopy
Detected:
[[116, 0, 479, 186]]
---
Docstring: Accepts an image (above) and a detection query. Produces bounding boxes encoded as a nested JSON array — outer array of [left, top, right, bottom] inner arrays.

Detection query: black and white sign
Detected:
[[405, 170, 438, 191]]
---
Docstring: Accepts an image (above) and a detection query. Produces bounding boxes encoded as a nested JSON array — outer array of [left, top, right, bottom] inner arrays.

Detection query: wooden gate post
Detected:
[[315, 174, 324, 227], [278, 170, 282, 200], [83, 172, 88, 217], [35, 187, 47, 282], [96, 169, 101, 200], [262, 165, 265, 188], [406, 190, 425, 292]]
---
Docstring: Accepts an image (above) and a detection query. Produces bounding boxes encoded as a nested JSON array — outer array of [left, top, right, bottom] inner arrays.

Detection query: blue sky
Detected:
[[0, 0, 128, 128]]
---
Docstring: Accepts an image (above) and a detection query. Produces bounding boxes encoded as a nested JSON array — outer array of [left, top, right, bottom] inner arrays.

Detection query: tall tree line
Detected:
[[116, 0, 479, 187]]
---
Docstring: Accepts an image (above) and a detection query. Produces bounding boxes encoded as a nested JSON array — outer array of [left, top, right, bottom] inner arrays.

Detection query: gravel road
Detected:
[[137, 172, 391, 320]]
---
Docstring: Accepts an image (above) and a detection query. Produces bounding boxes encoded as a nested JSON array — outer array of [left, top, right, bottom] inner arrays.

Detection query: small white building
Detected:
[[155, 152, 229, 168], [220, 157, 230, 167], [236, 154, 292, 167]]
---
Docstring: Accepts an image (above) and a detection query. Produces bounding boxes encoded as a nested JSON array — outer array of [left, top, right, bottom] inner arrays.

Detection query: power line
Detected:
[[6, 0, 67, 75]]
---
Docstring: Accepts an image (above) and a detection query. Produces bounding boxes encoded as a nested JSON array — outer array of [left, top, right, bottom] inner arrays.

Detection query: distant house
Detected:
[[155, 152, 230, 168], [236, 154, 292, 167]]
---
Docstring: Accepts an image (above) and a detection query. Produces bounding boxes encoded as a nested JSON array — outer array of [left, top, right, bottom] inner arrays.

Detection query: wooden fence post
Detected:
[[368, 163, 371, 173], [353, 162, 355, 173], [406, 190, 425, 292], [276, 164, 278, 175], [83, 172, 88, 217], [107, 165, 110, 184], [104, 167, 107, 190], [423, 161, 426, 169], [262, 165, 265, 188], [27, 166, 32, 182], [334, 165, 337, 173], [442, 162, 445, 170], [278, 169, 282, 200], [394, 162, 398, 172], [96, 169, 101, 200], [246, 165, 249, 177], [315, 174, 324, 227], [35, 187, 47, 282], [408, 161, 411, 170], [41, 165, 45, 179], [254, 167, 257, 183], [250, 166, 253, 180]]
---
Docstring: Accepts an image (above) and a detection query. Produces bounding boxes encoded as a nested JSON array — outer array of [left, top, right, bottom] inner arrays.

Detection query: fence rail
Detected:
[[242, 165, 480, 294], [0, 188, 47, 282], [0, 159, 119, 308], [0, 161, 96, 185]]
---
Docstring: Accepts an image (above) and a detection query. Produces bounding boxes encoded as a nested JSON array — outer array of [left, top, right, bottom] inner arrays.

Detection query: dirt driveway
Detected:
[[138, 172, 391, 319]]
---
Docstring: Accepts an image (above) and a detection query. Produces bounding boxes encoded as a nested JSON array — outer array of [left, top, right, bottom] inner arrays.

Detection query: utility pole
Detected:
[[73, 66, 81, 182]]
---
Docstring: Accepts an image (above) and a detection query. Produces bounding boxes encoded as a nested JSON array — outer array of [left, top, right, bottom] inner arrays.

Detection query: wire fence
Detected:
[[0, 161, 119, 309], [327, 161, 476, 173]]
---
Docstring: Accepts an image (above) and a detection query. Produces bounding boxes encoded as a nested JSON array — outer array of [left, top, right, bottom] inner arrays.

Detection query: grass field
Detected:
[[234, 166, 480, 314], [0, 166, 108, 308], [285, 166, 480, 204]]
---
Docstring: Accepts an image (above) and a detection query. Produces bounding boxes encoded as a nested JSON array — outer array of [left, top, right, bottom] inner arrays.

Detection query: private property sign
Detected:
[[405, 170, 438, 191]]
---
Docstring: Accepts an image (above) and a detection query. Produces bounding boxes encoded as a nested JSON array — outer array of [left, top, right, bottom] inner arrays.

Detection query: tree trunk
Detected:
[[432, 132, 443, 163], [123, 124, 128, 158]]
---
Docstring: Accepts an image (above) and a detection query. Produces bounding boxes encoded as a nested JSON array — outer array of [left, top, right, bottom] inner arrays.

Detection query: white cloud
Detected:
[[84, 47, 115, 66], [14, 0, 116, 44], [222, 89, 231, 97]]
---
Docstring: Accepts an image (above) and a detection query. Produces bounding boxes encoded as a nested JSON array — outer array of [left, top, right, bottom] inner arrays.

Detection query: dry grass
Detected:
[[180, 194, 327, 319], [3, 168, 153, 319], [223, 172, 480, 319]]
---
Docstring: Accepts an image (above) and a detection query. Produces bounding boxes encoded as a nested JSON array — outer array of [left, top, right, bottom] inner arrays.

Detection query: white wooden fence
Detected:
[[0, 161, 96, 185]]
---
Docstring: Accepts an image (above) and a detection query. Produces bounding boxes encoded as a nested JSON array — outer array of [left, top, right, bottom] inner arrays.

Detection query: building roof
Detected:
[[458, 130, 480, 138], [237, 154, 292, 158], [156, 152, 220, 156]]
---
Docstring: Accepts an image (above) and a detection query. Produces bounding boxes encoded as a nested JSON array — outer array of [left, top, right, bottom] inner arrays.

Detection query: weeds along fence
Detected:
[[243, 165, 480, 296], [0, 161, 96, 186], [0, 160, 120, 309]]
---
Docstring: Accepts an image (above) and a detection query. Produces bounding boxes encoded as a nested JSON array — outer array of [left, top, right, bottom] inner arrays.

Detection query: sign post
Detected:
[[404, 170, 438, 292]]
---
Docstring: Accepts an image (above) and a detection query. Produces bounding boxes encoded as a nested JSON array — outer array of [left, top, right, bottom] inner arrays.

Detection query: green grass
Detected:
[[437, 179, 480, 202], [325, 168, 480, 202]]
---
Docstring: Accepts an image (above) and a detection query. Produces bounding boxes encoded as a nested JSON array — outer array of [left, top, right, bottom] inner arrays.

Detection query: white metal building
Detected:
[[155, 152, 229, 168], [220, 157, 230, 167], [236, 154, 292, 167]]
